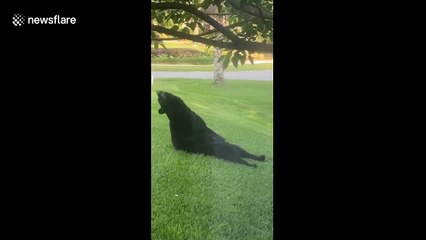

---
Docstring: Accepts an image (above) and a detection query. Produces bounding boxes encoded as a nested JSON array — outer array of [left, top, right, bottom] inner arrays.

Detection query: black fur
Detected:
[[157, 90, 265, 168]]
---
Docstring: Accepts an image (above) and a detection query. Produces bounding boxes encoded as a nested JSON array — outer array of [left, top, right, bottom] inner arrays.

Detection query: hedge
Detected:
[[151, 48, 208, 58]]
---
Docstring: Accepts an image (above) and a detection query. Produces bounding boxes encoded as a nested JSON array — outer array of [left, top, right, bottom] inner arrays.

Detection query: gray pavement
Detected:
[[151, 70, 273, 81]]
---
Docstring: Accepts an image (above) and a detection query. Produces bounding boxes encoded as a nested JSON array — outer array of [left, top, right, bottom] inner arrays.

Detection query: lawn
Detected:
[[151, 63, 273, 71], [151, 78, 273, 240]]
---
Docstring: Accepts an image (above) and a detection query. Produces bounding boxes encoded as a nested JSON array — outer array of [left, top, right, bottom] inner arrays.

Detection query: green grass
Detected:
[[152, 63, 273, 71], [151, 79, 273, 240]]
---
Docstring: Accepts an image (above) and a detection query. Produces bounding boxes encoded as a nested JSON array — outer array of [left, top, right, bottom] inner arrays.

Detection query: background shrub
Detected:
[[151, 55, 213, 65], [151, 48, 208, 58]]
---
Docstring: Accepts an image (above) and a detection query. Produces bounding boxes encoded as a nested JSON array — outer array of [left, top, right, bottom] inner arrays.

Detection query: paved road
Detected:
[[151, 70, 273, 81]]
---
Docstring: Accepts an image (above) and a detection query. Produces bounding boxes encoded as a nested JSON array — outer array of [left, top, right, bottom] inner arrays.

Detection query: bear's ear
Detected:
[[158, 108, 165, 114]]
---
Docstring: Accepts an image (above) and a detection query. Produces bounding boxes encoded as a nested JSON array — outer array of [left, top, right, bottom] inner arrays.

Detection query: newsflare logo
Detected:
[[12, 13, 77, 27], [12, 13, 25, 26]]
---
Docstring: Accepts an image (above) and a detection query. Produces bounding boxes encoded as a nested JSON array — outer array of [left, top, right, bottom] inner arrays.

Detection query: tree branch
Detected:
[[152, 37, 182, 41], [151, 18, 256, 41], [226, 0, 273, 20], [152, 2, 242, 44], [152, 25, 272, 53]]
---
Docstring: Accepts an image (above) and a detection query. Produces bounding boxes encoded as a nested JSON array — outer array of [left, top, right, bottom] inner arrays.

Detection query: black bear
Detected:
[[157, 90, 265, 168]]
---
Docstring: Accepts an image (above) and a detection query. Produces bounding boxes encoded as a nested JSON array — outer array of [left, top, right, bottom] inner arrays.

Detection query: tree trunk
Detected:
[[213, 47, 224, 84], [207, 5, 225, 85]]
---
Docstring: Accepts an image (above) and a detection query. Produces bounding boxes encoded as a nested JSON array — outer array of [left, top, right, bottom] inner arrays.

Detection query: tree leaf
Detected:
[[183, 27, 191, 34], [151, 0, 273, 54], [188, 22, 197, 31], [239, 51, 246, 65], [223, 51, 233, 69], [248, 55, 254, 65], [155, 15, 163, 23], [201, 0, 213, 10], [214, 0, 222, 11], [231, 53, 239, 68], [158, 41, 166, 49]]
